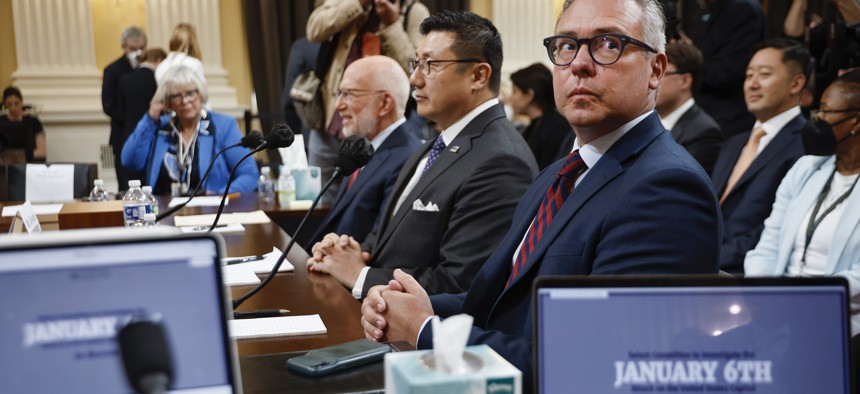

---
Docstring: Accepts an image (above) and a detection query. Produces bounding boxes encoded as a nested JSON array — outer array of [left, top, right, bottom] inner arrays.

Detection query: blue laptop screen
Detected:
[[0, 236, 236, 393], [536, 285, 851, 394]]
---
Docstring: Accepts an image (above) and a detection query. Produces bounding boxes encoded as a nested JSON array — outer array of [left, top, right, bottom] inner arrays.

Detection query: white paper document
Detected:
[[222, 247, 294, 275], [168, 196, 229, 207], [222, 269, 261, 286], [173, 210, 271, 227], [180, 223, 246, 234], [228, 314, 327, 339], [1, 203, 64, 217], [25, 164, 74, 202]]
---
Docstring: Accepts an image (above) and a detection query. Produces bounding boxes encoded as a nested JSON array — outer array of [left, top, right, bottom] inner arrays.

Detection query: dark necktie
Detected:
[[421, 137, 446, 176], [506, 150, 586, 288], [346, 167, 361, 191]]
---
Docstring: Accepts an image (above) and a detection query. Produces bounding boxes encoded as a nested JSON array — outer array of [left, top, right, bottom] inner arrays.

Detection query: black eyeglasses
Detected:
[[408, 57, 482, 78], [168, 89, 199, 104], [543, 34, 657, 66], [811, 108, 860, 123]]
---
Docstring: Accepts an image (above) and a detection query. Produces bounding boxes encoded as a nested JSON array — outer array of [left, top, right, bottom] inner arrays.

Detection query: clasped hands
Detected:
[[307, 233, 370, 289], [361, 269, 435, 346]]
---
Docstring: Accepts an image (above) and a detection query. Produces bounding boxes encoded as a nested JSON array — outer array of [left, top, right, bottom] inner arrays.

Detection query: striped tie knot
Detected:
[[558, 151, 585, 179]]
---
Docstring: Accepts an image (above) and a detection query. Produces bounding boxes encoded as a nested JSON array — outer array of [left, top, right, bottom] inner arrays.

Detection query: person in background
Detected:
[[102, 26, 147, 190], [156, 23, 206, 84], [0, 86, 46, 163], [656, 42, 722, 173], [359, 1, 720, 388], [508, 63, 573, 170], [116, 48, 168, 185], [711, 38, 815, 274], [745, 69, 860, 335], [122, 66, 258, 195]]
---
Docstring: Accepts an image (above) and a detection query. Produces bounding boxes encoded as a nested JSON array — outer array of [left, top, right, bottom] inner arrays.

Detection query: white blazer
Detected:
[[746, 155, 860, 335]]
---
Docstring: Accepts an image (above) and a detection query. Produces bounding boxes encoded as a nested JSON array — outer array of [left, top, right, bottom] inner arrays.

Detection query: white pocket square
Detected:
[[412, 199, 439, 212]]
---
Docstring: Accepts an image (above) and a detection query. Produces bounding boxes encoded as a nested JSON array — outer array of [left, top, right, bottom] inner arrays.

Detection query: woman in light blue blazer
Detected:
[[745, 70, 860, 335]]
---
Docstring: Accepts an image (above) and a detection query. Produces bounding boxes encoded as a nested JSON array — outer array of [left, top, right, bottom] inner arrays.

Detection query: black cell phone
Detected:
[[286, 339, 392, 377]]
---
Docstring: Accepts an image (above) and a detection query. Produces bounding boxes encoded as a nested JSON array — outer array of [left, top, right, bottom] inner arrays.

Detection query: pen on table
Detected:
[[224, 255, 265, 265], [191, 224, 228, 231], [226, 192, 241, 200], [233, 309, 290, 319]]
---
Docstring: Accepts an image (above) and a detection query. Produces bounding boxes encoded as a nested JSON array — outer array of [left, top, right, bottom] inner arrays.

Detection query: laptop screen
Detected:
[[534, 276, 852, 394], [0, 230, 239, 393]]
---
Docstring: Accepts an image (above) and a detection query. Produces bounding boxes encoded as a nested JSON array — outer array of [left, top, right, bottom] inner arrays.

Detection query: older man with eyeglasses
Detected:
[[307, 10, 537, 299], [360, 0, 721, 389]]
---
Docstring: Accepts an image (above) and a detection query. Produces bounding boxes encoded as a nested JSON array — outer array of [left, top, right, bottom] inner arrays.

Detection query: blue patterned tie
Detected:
[[507, 150, 586, 288], [421, 137, 446, 175]]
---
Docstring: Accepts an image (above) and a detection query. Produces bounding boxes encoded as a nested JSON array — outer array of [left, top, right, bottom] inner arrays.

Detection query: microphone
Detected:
[[205, 124, 295, 231], [232, 135, 375, 309], [155, 131, 264, 222], [117, 320, 173, 394]]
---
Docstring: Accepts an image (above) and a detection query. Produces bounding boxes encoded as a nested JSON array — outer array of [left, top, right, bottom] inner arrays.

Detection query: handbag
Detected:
[[290, 70, 325, 131]]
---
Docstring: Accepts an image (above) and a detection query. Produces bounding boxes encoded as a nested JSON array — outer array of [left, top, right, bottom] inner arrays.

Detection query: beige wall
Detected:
[[0, 0, 252, 109], [470, 0, 492, 18]]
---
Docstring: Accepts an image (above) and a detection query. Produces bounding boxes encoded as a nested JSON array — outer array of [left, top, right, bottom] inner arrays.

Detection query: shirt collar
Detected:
[[753, 106, 801, 137], [573, 110, 653, 169], [659, 98, 695, 131], [370, 117, 405, 151], [438, 98, 500, 146]]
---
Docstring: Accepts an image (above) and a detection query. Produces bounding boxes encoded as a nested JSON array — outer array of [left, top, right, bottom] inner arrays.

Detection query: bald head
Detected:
[[349, 56, 411, 114], [336, 56, 411, 140]]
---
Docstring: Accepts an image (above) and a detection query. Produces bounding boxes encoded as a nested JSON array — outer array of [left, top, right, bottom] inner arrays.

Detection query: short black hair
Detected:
[[510, 63, 556, 113], [3, 86, 22, 102], [419, 10, 503, 94], [753, 38, 813, 82], [665, 42, 704, 94]]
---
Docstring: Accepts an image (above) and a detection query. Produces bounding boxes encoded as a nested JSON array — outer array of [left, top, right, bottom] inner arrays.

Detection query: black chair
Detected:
[[3, 163, 97, 201]]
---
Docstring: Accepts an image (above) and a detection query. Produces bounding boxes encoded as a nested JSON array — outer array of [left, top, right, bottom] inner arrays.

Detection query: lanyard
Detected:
[[800, 169, 860, 270]]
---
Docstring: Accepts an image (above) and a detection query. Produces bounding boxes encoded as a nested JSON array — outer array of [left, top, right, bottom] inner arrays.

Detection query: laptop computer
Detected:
[[533, 276, 854, 394], [0, 228, 241, 393]]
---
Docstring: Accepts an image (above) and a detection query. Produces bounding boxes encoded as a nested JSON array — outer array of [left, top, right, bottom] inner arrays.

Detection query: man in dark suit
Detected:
[[711, 39, 813, 274], [361, 1, 721, 388], [102, 26, 146, 191], [304, 56, 421, 251], [307, 11, 538, 298], [115, 48, 166, 186], [693, 0, 766, 137], [656, 42, 722, 173]]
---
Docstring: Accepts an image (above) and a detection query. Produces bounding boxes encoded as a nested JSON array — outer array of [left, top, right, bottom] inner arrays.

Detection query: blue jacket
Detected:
[[121, 111, 259, 194]]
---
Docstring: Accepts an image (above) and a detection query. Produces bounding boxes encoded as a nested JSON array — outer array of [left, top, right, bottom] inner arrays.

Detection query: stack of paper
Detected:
[[229, 314, 327, 339], [221, 247, 294, 286]]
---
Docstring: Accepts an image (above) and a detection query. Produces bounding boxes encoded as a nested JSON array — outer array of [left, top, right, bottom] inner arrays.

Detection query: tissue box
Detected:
[[385, 345, 521, 394]]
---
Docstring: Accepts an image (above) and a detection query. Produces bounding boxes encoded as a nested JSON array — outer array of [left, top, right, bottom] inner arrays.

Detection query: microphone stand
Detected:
[[206, 147, 262, 232], [232, 170, 343, 309]]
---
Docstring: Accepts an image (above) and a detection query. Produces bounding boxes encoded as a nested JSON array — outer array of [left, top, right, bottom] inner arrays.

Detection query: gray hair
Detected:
[[153, 65, 209, 105], [121, 26, 147, 48], [562, 0, 666, 54]]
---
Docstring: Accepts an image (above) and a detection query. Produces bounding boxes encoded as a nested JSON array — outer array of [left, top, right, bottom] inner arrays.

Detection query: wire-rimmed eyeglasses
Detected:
[[335, 88, 386, 102], [543, 34, 657, 66]]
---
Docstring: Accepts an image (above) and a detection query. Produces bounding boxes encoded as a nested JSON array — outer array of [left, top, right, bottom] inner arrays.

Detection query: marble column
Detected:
[[493, 0, 556, 75]]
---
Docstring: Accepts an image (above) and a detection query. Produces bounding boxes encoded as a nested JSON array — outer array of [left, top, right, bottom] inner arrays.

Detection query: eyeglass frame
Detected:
[[408, 57, 483, 78], [542, 33, 658, 66], [811, 108, 860, 123], [335, 88, 387, 102], [168, 89, 200, 104]]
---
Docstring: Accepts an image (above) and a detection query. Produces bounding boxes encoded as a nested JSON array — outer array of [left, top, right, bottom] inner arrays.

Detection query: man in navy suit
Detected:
[[102, 26, 146, 191], [304, 56, 421, 251], [711, 39, 813, 274], [656, 42, 722, 174], [307, 11, 538, 299], [360, 0, 721, 389]]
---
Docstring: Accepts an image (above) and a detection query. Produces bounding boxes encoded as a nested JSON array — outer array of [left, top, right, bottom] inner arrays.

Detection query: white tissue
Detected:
[[431, 314, 474, 374]]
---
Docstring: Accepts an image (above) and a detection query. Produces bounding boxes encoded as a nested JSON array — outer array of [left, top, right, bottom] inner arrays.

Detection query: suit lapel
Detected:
[[776, 158, 831, 273], [374, 137, 432, 236], [728, 115, 805, 198]]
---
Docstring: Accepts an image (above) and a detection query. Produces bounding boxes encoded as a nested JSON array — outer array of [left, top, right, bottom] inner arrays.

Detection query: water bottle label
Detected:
[[123, 204, 146, 222]]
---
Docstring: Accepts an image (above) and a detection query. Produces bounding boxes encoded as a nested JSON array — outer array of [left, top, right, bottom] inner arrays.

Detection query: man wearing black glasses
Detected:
[[308, 10, 537, 298], [361, 0, 721, 389]]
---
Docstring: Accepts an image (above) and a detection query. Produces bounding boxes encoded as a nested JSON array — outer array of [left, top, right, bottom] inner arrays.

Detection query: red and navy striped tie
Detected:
[[506, 150, 586, 288]]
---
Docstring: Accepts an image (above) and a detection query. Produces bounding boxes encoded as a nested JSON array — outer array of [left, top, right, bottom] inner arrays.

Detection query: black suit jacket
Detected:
[[305, 123, 421, 250], [102, 55, 135, 147], [360, 104, 538, 297], [116, 67, 157, 150], [670, 104, 723, 174], [523, 110, 572, 170], [711, 113, 812, 273]]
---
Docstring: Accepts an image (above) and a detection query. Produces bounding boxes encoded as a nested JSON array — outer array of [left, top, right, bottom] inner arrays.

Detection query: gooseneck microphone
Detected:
[[232, 135, 374, 309], [117, 320, 173, 394], [206, 124, 295, 231], [155, 131, 264, 222]]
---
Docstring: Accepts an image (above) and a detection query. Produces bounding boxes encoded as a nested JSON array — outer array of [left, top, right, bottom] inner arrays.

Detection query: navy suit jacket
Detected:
[[102, 55, 135, 148], [711, 114, 811, 274], [305, 124, 421, 250], [670, 104, 723, 174], [360, 104, 538, 297], [419, 112, 721, 389]]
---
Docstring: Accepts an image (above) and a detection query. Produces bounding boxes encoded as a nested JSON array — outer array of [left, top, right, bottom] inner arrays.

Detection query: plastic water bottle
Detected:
[[258, 166, 275, 202], [141, 185, 159, 216], [122, 180, 148, 227], [89, 179, 109, 202], [277, 166, 296, 207], [143, 213, 158, 227]]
